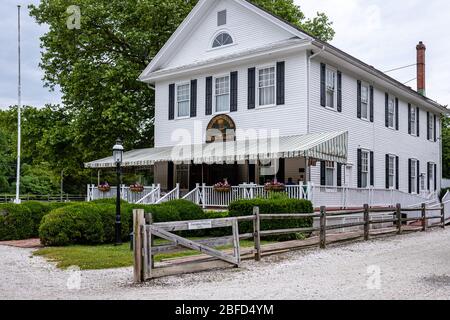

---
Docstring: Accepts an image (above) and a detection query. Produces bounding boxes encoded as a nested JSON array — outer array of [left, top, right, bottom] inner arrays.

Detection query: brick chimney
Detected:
[[416, 41, 426, 96]]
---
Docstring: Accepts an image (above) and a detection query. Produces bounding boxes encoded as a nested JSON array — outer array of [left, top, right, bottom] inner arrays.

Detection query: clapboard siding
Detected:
[[164, 0, 296, 70], [154, 51, 308, 146], [308, 59, 441, 193]]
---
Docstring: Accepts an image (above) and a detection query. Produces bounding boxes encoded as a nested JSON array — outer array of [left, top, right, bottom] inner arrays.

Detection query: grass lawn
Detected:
[[34, 239, 270, 270]]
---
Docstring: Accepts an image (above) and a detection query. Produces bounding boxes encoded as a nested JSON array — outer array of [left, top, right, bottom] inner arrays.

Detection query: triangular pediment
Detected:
[[140, 0, 311, 80]]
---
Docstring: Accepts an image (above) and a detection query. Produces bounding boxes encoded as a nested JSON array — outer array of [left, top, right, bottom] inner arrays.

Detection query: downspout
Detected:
[[306, 46, 325, 183]]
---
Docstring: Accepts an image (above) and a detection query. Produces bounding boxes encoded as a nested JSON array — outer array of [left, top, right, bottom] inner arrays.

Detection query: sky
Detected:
[[0, 0, 449, 109]]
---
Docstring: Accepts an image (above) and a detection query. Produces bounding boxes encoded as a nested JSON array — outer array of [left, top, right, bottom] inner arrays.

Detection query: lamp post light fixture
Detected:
[[113, 138, 124, 246]]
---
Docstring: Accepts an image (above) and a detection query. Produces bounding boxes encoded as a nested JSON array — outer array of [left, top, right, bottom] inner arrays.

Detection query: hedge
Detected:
[[0, 204, 34, 240], [20, 201, 53, 237], [228, 194, 314, 240]]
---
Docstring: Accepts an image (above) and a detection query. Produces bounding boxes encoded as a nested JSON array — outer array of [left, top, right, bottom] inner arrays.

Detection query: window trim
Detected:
[[256, 64, 277, 109], [209, 29, 236, 51], [428, 162, 435, 191], [428, 114, 434, 141], [325, 66, 337, 110], [213, 74, 231, 114], [360, 82, 370, 121], [175, 81, 191, 119], [409, 105, 417, 137], [325, 162, 335, 187], [410, 158, 418, 194], [360, 149, 370, 189], [387, 94, 396, 129], [387, 154, 396, 189]]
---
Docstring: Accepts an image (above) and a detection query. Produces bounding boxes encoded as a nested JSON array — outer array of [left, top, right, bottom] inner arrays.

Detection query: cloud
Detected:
[[298, 0, 450, 105]]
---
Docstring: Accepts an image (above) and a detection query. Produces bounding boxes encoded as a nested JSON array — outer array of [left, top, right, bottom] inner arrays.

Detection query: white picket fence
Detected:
[[87, 182, 436, 210]]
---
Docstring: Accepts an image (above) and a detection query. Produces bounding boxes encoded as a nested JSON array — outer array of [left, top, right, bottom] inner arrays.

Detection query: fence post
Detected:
[[421, 203, 427, 232], [320, 206, 327, 249], [441, 204, 446, 229], [133, 209, 145, 283], [232, 218, 241, 267], [253, 206, 261, 261], [363, 204, 370, 241], [396, 203, 402, 235], [145, 213, 154, 271]]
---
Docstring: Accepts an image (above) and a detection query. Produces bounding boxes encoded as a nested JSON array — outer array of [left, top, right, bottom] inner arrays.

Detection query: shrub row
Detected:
[[0, 201, 72, 241]]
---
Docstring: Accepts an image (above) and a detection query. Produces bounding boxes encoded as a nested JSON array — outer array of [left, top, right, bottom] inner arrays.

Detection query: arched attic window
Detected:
[[212, 32, 233, 48]]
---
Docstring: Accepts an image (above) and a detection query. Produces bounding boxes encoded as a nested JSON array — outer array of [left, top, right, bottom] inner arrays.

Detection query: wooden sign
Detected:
[[188, 220, 213, 230]]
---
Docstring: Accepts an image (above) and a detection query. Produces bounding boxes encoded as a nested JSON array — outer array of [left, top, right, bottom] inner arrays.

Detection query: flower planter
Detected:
[[214, 187, 231, 193], [264, 185, 286, 192], [98, 186, 111, 192], [130, 187, 144, 193]]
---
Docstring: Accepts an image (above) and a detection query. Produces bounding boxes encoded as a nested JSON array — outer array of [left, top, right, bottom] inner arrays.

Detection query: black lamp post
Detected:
[[113, 138, 124, 246]]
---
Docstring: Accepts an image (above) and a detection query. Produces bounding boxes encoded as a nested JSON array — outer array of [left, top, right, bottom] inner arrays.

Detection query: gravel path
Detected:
[[1, 229, 450, 300]]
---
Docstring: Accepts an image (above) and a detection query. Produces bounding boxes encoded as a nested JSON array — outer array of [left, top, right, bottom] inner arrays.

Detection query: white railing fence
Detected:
[[135, 184, 161, 205], [155, 184, 180, 204]]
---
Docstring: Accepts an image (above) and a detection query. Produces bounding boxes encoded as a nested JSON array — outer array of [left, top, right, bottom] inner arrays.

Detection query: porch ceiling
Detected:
[[84, 131, 348, 169]]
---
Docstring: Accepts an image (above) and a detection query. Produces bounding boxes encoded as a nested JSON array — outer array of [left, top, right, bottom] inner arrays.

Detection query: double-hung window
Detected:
[[258, 66, 275, 107], [428, 114, 434, 141], [388, 96, 395, 128], [325, 162, 335, 186], [410, 159, 418, 194], [410, 107, 417, 136], [428, 163, 435, 191], [361, 151, 369, 188], [176, 83, 190, 118], [215, 75, 230, 113], [361, 84, 369, 120], [326, 68, 336, 109], [388, 155, 395, 189]]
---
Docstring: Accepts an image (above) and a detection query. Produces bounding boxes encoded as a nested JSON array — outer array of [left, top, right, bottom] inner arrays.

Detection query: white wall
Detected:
[[308, 58, 442, 193], [154, 51, 308, 147]]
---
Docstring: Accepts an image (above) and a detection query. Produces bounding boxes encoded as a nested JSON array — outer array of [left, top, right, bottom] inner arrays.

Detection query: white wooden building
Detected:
[[86, 0, 448, 209]]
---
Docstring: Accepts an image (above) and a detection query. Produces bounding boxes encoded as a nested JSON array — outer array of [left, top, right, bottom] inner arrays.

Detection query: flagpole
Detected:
[[15, 5, 22, 204]]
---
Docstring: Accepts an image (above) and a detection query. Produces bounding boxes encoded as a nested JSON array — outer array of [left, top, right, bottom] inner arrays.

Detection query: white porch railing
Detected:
[[155, 184, 180, 204], [87, 184, 162, 204], [135, 184, 161, 204]]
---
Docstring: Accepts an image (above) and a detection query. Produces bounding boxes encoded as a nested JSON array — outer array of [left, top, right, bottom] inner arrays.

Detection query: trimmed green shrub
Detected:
[[96, 204, 133, 243], [228, 195, 314, 240], [0, 204, 34, 240], [39, 203, 104, 246], [21, 201, 52, 237], [160, 199, 204, 221]]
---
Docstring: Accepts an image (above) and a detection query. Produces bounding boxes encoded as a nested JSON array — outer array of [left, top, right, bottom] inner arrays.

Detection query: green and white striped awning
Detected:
[[85, 131, 348, 168]]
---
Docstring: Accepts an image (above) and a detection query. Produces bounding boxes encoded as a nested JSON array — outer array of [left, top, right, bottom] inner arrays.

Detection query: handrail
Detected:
[[135, 186, 160, 204], [155, 184, 180, 204]]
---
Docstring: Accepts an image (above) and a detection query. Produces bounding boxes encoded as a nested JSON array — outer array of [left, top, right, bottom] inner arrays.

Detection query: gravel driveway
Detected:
[[1, 229, 450, 300]]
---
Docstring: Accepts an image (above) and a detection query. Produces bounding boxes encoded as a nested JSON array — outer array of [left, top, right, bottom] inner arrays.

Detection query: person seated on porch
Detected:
[[286, 177, 295, 186]]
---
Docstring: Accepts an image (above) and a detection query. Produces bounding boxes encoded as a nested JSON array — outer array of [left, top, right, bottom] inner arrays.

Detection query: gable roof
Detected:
[[138, 0, 312, 79], [139, 0, 447, 113]]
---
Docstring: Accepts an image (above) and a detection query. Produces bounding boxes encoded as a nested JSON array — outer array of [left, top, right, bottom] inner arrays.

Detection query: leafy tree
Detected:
[[29, 0, 335, 164]]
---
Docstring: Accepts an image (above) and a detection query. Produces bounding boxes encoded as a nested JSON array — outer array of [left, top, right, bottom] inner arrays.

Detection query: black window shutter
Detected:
[[320, 63, 326, 107], [337, 163, 342, 187], [395, 156, 399, 190], [385, 154, 390, 189], [385, 93, 389, 127], [408, 104, 411, 134], [434, 115, 437, 142], [337, 71, 342, 112], [320, 161, 326, 186], [370, 85, 374, 122], [395, 98, 399, 130], [370, 151, 374, 186], [357, 80, 362, 119], [408, 159, 412, 194], [416, 107, 420, 137], [427, 112, 430, 140], [434, 164, 437, 191], [276, 61, 285, 105], [427, 162, 431, 190], [247, 68, 255, 109], [230, 71, 238, 112], [357, 149, 362, 188], [205, 77, 213, 115], [190, 79, 197, 117], [168, 83, 175, 120], [417, 160, 420, 193]]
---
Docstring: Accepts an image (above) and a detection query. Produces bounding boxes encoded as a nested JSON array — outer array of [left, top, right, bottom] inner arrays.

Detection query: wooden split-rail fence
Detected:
[[133, 203, 447, 283]]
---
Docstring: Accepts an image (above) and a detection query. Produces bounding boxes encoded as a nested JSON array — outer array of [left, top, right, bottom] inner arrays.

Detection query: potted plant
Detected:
[[214, 179, 231, 192], [98, 182, 111, 192], [264, 179, 285, 192], [129, 182, 144, 193]]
